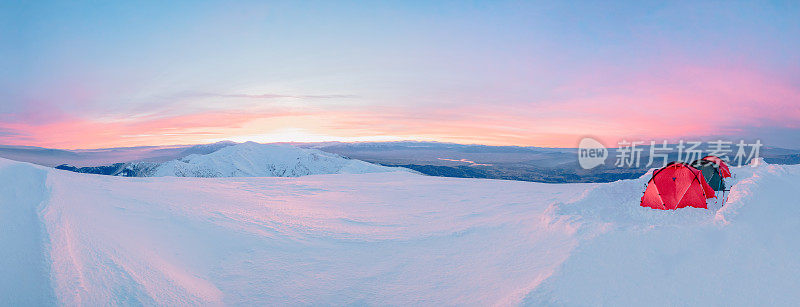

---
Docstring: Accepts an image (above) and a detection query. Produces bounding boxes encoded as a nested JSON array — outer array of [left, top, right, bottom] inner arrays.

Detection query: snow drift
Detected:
[[0, 157, 798, 305], [127, 141, 404, 177]]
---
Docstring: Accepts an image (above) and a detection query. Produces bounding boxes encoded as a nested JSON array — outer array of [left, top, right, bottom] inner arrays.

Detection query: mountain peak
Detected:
[[135, 143, 404, 177]]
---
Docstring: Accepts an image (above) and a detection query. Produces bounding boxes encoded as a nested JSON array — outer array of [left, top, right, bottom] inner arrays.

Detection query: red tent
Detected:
[[640, 162, 717, 210], [701, 155, 732, 178]]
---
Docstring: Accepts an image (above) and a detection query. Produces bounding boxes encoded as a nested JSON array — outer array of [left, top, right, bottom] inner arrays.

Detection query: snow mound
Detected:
[[1, 157, 799, 305], [524, 161, 800, 306], [0, 159, 55, 305], [135, 142, 404, 177]]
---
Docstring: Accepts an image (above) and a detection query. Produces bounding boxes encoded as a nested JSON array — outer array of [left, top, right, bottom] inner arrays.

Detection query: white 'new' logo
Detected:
[[578, 137, 608, 169]]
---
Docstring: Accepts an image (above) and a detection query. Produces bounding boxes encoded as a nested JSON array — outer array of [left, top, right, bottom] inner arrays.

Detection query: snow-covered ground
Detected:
[[0, 157, 798, 305]]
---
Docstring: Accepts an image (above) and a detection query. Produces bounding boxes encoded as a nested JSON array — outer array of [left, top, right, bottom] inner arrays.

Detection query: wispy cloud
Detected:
[[176, 92, 359, 100]]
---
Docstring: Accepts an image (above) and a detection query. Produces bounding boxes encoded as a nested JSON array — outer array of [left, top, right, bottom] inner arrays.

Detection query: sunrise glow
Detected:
[[2, 1, 798, 149]]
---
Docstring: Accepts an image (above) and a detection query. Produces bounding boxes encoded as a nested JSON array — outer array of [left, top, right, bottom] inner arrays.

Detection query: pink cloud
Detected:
[[1, 64, 798, 149], [0, 111, 301, 149]]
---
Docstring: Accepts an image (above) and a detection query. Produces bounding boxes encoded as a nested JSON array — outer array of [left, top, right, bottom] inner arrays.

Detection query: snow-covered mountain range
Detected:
[[60, 142, 405, 177], [6, 141, 800, 183], [139, 142, 403, 177]]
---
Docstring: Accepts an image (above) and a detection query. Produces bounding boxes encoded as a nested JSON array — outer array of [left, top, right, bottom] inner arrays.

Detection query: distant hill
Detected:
[[133, 142, 404, 177], [58, 142, 405, 178]]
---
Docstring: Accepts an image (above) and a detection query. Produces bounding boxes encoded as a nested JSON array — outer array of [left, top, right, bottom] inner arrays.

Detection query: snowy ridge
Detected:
[[0, 157, 799, 305], [133, 141, 404, 177]]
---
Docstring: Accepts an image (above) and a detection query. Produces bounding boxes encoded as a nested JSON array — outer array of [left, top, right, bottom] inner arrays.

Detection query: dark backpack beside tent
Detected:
[[700, 156, 732, 178], [689, 157, 727, 191]]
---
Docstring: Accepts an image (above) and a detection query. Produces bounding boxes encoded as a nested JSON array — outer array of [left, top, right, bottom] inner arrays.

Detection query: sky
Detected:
[[1, 0, 799, 149]]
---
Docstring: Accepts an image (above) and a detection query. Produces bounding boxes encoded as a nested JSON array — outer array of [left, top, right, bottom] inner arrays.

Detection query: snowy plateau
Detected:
[[1, 153, 799, 305]]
